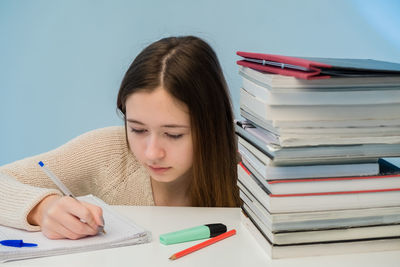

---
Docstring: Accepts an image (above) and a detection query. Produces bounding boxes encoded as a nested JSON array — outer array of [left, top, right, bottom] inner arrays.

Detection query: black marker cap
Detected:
[[205, 223, 227, 237]]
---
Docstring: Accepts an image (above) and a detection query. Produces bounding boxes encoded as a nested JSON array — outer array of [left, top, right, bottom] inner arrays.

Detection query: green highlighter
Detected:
[[159, 223, 227, 245]]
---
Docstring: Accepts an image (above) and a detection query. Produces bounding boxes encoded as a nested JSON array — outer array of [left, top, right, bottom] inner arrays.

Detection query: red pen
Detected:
[[169, 229, 236, 260]]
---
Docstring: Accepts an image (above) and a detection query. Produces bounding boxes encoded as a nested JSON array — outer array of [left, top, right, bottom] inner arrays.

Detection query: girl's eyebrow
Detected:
[[126, 119, 144, 125], [126, 119, 189, 128]]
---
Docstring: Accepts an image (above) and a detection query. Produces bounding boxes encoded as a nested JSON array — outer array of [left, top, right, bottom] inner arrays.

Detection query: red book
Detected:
[[239, 159, 400, 195], [238, 162, 400, 213], [236, 51, 400, 80]]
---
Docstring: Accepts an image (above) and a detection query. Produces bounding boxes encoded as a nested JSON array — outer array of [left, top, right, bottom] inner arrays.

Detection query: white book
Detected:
[[240, 87, 400, 122], [242, 202, 400, 245], [237, 164, 400, 213], [241, 158, 399, 194], [278, 135, 400, 147], [241, 71, 400, 105], [238, 117, 400, 147], [241, 106, 400, 132], [236, 123, 400, 165], [241, 211, 400, 259], [0, 195, 151, 263], [278, 126, 400, 136], [238, 141, 380, 180], [239, 65, 400, 90], [239, 184, 400, 232]]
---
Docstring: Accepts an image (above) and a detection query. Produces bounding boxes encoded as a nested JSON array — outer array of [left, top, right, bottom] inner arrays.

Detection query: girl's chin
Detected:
[[150, 175, 177, 184]]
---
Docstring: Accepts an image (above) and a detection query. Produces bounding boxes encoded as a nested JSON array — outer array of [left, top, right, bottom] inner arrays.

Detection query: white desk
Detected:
[[4, 206, 400, 267]]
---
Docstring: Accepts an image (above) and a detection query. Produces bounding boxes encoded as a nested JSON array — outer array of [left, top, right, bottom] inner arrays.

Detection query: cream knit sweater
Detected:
[[0, 126, 154, 231]]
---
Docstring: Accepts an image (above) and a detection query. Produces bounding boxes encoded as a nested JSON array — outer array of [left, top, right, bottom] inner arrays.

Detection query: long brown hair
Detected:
[[117, 36, 240, 207]]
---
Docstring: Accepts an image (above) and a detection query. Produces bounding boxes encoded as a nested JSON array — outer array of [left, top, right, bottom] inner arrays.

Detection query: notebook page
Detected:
[[0, 195, 151, 262]]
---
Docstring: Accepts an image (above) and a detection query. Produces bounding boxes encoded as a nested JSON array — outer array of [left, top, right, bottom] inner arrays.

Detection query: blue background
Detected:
[[1, 0, 400, 165]]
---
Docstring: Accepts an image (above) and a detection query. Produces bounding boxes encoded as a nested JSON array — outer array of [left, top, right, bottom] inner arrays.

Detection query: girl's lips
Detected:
[[148, 165, 171, 174]]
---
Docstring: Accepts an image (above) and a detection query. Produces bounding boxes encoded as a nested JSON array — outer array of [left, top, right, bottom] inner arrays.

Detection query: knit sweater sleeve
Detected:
[[0, 126, 136, 231], [0, 173, 61, 231]]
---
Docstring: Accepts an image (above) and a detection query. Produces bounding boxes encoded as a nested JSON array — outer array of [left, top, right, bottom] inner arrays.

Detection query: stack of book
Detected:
[[235, 52, 400, 259]]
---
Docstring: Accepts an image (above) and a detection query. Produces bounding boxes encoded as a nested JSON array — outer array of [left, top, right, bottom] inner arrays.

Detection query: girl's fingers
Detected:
[[81, 201, 104, 227], [59, 197, 101, 230], [43, 196, 104, 239], [42, 222, 87, 240], [58, 210, 99, 236]]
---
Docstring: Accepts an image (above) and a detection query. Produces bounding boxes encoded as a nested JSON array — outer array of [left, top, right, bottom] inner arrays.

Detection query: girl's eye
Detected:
[[130, 128, 146, 134], [166, 133, 183, 139]]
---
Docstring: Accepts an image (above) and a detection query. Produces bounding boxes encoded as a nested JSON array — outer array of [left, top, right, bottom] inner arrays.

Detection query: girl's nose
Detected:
[[144, 135, 165, 160]]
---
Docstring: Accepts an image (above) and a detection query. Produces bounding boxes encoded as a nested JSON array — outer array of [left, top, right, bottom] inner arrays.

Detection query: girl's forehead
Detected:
[[125, 87, 190, 127]]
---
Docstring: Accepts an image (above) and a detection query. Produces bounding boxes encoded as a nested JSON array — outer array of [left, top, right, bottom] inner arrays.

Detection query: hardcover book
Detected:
[[237, 51, 400, 80]]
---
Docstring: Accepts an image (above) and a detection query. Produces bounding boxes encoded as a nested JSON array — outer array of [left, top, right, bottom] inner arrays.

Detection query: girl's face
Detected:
[[125, 87, 193, 184]]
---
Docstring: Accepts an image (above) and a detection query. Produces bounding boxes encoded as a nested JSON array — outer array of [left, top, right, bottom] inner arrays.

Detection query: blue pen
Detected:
[[38, 161, 74, 197], [0, 240, 37, 248]]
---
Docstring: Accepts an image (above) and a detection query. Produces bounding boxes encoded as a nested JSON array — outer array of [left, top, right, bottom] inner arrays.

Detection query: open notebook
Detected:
[[0, 195, 151, 262]]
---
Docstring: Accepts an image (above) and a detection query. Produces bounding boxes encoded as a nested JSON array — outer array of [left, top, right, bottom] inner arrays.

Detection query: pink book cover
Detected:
[[237, 51, 331, 80], [237, 51, 400, 80]]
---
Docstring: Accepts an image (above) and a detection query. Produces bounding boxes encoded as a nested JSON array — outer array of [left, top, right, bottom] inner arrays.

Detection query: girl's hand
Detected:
[[28, 195, 104, 240]]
